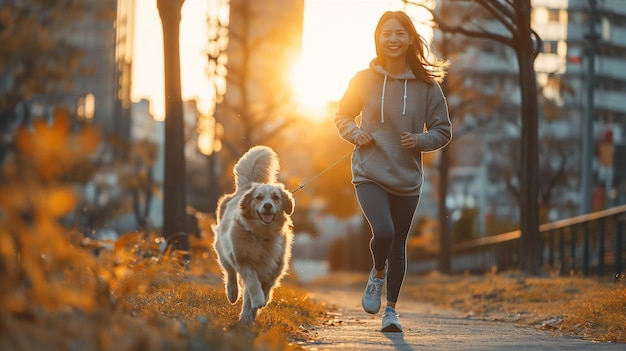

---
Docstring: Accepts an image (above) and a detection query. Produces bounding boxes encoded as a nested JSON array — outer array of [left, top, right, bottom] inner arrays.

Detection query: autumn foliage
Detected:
[[0, 110, 102, 313], [0, 112, 324, 350]]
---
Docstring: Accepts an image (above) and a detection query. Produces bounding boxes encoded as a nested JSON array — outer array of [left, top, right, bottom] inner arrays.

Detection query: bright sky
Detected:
[[131, 0, 429, 121]]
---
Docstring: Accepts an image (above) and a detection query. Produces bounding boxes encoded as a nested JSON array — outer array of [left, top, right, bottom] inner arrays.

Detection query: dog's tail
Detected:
[[234, 145, 279, 190]]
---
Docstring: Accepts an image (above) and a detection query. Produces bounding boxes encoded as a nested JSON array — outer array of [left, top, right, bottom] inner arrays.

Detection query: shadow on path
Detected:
[[383, 332, 414, 351]]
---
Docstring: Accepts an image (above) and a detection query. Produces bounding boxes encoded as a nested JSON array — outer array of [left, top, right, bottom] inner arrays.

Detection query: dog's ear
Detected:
[[280, 187, 295, 215], [240, 186, 256, 218]]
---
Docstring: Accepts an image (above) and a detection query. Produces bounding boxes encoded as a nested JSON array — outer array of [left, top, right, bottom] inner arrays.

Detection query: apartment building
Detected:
[[438, 0, 626, 235]]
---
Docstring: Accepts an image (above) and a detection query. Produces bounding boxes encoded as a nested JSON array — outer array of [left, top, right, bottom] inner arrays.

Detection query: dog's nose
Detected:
[[263, 203, 273, 210]]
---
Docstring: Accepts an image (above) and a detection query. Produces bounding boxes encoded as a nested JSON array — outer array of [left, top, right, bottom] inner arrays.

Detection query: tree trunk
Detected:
[[438, 145, 452, 274], [157, 0, 189, 256], [515, 0, 541, 274]]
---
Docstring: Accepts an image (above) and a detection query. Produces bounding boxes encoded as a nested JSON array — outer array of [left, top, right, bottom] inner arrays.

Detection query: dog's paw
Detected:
[[233, 318, 255, 329], [226, 280, 239, 303], [238, 312, 256, 325], [239, 303, 259, 324], [250, 293, 266, 309]]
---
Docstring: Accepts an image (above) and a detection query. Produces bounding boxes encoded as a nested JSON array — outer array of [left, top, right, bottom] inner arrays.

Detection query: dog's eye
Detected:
[[271, 194, 280, 201], [256, 194, 264, 200]]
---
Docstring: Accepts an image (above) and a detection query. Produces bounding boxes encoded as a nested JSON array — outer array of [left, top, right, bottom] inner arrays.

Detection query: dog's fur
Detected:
[[212, 145, 295, 323]]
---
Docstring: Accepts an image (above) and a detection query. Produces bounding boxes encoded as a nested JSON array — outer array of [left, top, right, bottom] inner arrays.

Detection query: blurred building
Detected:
[[435, 0, 626, 236], [114, 0, 135, 140], [0, 0, 133, 143], [61, 0, 134, 140]]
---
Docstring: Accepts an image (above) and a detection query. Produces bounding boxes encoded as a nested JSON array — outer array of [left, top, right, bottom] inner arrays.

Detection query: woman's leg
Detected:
[[355, 183, 393, 273], [385, 193, 420, 305]]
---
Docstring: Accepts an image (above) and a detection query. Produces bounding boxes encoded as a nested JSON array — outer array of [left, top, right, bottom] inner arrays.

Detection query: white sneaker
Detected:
[[361, 268, 384, 314], [381, 306, 402, 332]]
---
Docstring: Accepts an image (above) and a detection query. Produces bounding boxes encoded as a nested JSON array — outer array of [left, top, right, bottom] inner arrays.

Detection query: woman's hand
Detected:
[[400, 132, 417, 148], [356, 132, 375, 146]]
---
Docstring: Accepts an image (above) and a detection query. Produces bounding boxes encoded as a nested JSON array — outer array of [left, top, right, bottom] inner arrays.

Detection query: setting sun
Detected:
[[290, 60, 330, 111]]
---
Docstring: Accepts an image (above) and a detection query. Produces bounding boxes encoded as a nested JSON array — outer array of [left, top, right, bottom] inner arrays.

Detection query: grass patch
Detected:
[[402, 271, 626, 343], [0, 227, 326, 351]]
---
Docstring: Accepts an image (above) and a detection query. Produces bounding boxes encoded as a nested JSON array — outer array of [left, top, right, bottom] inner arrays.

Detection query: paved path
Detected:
[[299, 282, 623, 351]]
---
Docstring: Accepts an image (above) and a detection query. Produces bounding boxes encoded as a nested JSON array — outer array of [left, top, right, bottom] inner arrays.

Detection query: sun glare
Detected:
[[290, 59, 334, 111]]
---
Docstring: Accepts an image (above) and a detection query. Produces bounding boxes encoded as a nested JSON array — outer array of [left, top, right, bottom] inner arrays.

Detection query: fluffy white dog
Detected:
[[212, 145, 295, 323]]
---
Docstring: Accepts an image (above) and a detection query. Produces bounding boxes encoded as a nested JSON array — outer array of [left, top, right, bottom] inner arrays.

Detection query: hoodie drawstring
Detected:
[[402, 79, 407, 115], [381, 75, 387, 123], [380, 76, 408, 123]]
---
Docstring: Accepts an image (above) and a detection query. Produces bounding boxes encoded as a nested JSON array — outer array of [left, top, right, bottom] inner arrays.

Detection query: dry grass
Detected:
[[402, 271, 626, 343], [0, 225, 326, 351]]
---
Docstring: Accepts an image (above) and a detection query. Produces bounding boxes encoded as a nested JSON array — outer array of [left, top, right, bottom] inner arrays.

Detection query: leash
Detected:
[[291, 147, 357, 194]]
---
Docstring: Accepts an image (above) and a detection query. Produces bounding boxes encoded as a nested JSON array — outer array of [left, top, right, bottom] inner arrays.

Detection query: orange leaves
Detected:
[[0, 221, 102, 313], [15, 108, 100, 182], [0, 184, 75, 228], [45, 187, 77, 217]]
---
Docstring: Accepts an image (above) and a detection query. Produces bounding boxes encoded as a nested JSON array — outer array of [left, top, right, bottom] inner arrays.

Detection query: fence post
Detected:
[[616, 216, 623, 276], [571, 228, 577, 273], [599, 218, 605, 276], [582, 222, 589, 277], [559, 228, 565, 275], [548, 230, 555, 269]]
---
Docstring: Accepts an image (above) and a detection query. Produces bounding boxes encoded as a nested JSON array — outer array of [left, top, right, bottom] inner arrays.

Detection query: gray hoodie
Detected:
[[334, 60, 452, 196]]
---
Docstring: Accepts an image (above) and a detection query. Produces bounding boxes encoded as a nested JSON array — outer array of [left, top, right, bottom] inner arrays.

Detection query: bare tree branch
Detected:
[[474, 0, 516, 35], [435, 18, 515, 47], [419, 1, 516, 47]]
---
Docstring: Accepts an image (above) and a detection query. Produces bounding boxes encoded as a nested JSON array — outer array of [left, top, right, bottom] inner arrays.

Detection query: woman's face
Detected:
[[377, 18, 411, 60]]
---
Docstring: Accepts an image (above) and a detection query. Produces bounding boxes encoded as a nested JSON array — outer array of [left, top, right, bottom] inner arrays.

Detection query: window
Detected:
[[542, 40, 559, 54], [548, 9, 561, 23]]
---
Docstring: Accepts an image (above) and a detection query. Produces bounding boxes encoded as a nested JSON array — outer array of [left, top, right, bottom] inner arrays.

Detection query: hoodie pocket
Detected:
[[354, 144, 378, 164], [353, 143, 420, 189]]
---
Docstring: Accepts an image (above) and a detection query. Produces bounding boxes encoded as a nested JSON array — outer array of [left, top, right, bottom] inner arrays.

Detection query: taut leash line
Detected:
[[291, 147, 357, 194]]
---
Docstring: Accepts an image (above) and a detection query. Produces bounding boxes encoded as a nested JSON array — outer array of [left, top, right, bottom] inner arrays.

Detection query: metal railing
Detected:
[[409, 205, 626, 276]]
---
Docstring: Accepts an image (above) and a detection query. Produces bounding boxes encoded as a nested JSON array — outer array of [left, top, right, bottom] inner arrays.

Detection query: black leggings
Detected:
[[356, 182, 420, 303]]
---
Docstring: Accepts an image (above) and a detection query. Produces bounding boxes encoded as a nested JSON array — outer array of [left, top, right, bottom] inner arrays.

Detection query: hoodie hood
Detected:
[[369, 60, 416, 123], [369, 60, 416, 80]]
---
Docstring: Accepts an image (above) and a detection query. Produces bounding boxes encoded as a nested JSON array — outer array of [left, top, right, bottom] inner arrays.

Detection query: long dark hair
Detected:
[[373, 11, 448, 83]]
